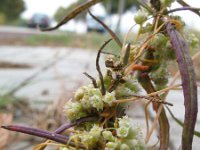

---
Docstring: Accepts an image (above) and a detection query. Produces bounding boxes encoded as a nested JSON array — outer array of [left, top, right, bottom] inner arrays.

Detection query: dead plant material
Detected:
[[0, 61, 32, 69], [0, 113, 12, 149]]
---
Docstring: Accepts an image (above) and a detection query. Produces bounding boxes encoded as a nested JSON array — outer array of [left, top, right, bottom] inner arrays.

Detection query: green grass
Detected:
[[25, 32, 121, 56]]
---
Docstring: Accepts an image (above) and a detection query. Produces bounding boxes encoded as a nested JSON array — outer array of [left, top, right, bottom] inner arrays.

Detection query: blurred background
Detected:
[[0, 0, 199, 149]]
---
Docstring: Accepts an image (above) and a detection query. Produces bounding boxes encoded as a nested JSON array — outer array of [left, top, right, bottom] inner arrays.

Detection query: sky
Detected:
[[22, 0, 200, 18], [21, 0, 200, 30]]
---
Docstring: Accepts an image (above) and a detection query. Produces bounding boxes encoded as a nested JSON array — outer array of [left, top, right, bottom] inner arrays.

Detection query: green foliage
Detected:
[[103, 0, 139, 14], [0, 0, 25, 23], [0, 13, 6, 24], [54, 0, 86, 22]]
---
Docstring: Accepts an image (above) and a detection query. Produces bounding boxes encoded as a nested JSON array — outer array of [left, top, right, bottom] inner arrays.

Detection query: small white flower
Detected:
[[120, 144, 130, 150], [90, 95, 104, 111], [103, 131, 116, 142], [63, 101, 86, 121], [74, 86, 87, 101], [117, 126, 130, 138], [106, 142, 119, 150], [103, 92, 116, 105], [90, 125, 103, 140]]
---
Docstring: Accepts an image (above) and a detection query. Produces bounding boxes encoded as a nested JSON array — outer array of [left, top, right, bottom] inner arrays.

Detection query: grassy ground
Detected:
[[24, 32, 121, 55]]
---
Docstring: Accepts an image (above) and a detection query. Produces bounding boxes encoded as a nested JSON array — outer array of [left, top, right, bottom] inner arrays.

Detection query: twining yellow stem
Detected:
[[125, 22, 166, 75], [33, 140, 65, 150], [145, 50, 200, 144], [145, 84, 182, 143], [146, 50, 200, 145], [113, 84, 181, 104], [147, 84, 181, 97], [144, 101, 151, 141]]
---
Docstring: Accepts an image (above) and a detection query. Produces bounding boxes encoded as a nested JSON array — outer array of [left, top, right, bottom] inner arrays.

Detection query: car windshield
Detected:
[[32, 14, 47, 19]]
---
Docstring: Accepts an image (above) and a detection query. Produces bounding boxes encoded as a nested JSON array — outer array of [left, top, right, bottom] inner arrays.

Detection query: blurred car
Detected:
[[86, 14, 106, 33], [28, 13, 50, 28]]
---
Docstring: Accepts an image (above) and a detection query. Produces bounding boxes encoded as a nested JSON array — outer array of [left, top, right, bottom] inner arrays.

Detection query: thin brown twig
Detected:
[[113, 92, 174, 106], [96, 39, 112, 95], [177, 0, 200, 17], [42, 0, 105, 31], [88, 10, 122, 48], [144, 101, 151, 140], [166, 6, 200, 14], [83, 72, 98, 88]]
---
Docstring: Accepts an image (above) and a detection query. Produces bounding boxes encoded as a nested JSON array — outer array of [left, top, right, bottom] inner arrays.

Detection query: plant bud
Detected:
[[120, 144, 130, 150], [117, 126, 130, 138], [134, 9, 148, 25], [106, 142, 119, 150], [103, 92, 116, 105], [161, 0, 175, 7], [103, 131, 116, 142], [63, 101, 87, 121]]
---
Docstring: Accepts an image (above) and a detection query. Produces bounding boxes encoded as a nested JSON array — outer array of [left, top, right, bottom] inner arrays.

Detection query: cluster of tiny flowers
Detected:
[[77, 125, 103, 149], [103, 116, 146, 150], [60, 125, 103, 150], [115, 76, 139, 98], [64, 85, 116, 121], [60, 117, 146, 150], [186, 33, 199, 49]]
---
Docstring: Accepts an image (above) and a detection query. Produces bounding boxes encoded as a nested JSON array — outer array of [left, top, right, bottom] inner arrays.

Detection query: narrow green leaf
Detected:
[[166, 106, 200, 138]]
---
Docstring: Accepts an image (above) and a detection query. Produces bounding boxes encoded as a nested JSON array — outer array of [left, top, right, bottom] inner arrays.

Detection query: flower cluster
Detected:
[[103, 116, 146, 150], [64, 85, 116, 121], [60, 116, 146, 150]]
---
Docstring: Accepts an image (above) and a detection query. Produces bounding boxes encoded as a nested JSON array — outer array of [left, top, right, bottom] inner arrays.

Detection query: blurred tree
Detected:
[[0, 0, 25, 23], [103, 0, 139, 14], [54, 0, 87, 22]]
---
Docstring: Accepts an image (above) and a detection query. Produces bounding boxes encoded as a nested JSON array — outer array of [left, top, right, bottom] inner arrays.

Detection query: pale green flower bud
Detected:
[[103, 131, 116, 142], [106, 142, 119, 150], [103, 92, 116, 105], [63, 101, 87, 121], [161, 0, 174, 7], [90, 125, 103, 140], [78, 86, 105, 111], [120, 144, 130, 150], [188, 33, 199, 48], [80, 134, 95, 146], [151, 33, 168, 49], [134, 9, 148, 25], [80, 95, 91, 109], [141, 23, 153, 33], [117, 126, 130, 138], [90, 95, 104, 111], [118, 116, 130, 128], [88, 87, 102, 97], [116, 87, 134, 98], [74, 86, 86, 101], [130, 125, 146, 145]]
